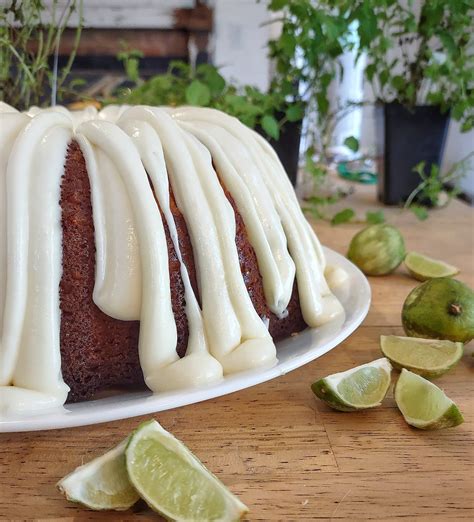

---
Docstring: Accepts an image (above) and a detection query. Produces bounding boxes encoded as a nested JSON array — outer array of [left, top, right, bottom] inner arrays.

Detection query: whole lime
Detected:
[[347, 224, 406, 276], [402, 278, 474, 343]]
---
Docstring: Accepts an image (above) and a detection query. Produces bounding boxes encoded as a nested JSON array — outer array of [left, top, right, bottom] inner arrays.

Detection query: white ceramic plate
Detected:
[[0, 248, 370, 433]]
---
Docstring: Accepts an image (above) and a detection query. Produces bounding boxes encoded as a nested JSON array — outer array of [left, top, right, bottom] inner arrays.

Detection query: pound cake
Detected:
[[0, 103, 344, 414]]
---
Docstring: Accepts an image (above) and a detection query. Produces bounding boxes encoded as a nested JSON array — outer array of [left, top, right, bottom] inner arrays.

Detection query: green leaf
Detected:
[[316, 92, 330, 116], [198, 66, 226, 96], [279, 32, 296, 55], [269, 0, 287, 11], [185, 80, 211, 106], [343, 136, 359, 152], [285, 103, 305, 122], [391, 75, 405, 91], [261, 114, 280, 140], [380, 70, 389, 87], [452, 101, 467, 121], [331, 208, 355, 225], [366, 210, 385, 224], [439, 31, 458, 58], [410, 205, 429, 221], [365, 63, 376, 82]]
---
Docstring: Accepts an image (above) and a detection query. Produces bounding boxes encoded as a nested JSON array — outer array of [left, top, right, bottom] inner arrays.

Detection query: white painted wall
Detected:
[[441, 121, 474, 196], [212, 0, 272, 90]]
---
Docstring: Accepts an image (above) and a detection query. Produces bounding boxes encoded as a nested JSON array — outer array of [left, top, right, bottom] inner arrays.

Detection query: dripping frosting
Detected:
[[0, 103, 344, 415]]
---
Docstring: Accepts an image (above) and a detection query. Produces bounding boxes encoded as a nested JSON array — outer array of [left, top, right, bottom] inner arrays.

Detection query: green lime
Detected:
[[402, 278, 474, 343], [311, 358, 392, 411], [347, 224, 406, 276], [404, 251, 459, 281], [125, 419, 248, 521], [380, 335, 463, 378], [395, 369, 464, 430], [57, 439, 139, 511]]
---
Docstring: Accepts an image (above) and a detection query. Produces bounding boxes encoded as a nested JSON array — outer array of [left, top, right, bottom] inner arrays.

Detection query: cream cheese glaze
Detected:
[[0, 103, 344, 416]]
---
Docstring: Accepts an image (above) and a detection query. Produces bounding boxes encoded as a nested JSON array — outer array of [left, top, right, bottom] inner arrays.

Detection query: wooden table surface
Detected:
[[1, 184, 473, 521]]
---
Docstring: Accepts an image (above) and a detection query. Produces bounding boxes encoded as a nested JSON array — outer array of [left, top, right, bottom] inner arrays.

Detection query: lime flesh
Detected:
[[125, 419, 248, 521], [311, 358, 392, 411], [395, 369, 464, 429], [402, 278, 474, 343], [404, 252, 459, 281], [380, 335, 463, 378], [57, 439, 139, 511]]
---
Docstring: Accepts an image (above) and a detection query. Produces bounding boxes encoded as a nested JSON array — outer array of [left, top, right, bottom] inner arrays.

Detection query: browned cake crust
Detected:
[[160, 190, 197, 358], [224, 189, 306, 340], [60, 142, 142, 402], [60, 142, 306, 402]]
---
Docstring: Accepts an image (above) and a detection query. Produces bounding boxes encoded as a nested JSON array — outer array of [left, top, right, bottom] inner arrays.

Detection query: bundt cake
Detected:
[[0, 103, 344, 415]]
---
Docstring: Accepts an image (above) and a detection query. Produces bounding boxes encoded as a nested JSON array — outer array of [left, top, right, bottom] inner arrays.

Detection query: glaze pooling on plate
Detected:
[[0, 103, 344, 415]]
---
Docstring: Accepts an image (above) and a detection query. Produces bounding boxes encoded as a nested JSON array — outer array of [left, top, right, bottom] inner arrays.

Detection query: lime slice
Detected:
[[311, 358, 392, 411], [57, 439, 139, 511], [125, 419, 248, 521], [380, 335, 463, 378], [395, 369, 464, 430], [404, 252, 459, 281]]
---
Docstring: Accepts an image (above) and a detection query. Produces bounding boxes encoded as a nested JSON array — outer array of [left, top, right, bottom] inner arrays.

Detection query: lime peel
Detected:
[[57, 438, 139, 511], [380, 335, 463, 378], [347, 224, 406, 276], [125, 419, 249, 521], [404, 252, 459, 281], [311, 358, 392, 411], [395, 369, 464, 430], [402, 278, 474, 343]]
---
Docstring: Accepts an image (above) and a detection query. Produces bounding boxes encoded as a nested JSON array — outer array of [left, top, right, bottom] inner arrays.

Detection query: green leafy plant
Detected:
[[0, 0, 83, 110], [117, 41, 143, 84], [353, 0, 474, 131], [405, 152, 474, 220], [267, 1, 366, 216]]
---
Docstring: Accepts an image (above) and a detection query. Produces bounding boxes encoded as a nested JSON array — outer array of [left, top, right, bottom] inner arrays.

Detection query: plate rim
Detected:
[[0, 247, 370, 433]]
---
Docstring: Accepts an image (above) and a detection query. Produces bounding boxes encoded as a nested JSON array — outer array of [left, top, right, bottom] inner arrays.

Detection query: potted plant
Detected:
[[0, 0, 82, 109], [266, 0, 360, 196], [353, 0, 473, 204]]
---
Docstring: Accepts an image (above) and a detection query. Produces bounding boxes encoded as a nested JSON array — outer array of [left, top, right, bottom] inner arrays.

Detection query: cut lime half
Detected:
[[395, 369, 464, 430], [57, 439, 139, 511], [311, 358, 392, 411], [380, 335, 463, 378], [125, 419, 248, 521], [404, 252, 459, 281]]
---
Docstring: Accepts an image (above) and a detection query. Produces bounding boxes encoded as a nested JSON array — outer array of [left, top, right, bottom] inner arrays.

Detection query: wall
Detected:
[[212, 0, 273, 90]]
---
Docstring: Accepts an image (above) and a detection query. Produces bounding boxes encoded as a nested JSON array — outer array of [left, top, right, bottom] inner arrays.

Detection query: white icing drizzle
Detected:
[[119, 107, 276, 373], [0, 103, 343, 416], [176, 119, 296, 315], [76, 136, 142, 320], [172, 108, 343, 326], [1, 109, 72, 413]]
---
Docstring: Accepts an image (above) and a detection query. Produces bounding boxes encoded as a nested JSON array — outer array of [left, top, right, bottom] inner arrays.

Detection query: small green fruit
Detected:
[[347, 224, 406, 276], [402, 278, 474, 343]]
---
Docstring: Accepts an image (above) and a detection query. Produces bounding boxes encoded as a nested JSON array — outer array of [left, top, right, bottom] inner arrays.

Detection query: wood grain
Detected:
[[1, 184, 473, 521]]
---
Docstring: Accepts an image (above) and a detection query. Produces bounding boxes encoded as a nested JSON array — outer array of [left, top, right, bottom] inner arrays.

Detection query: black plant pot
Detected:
[[377, 102, 450, 205], [257, 115, 302, 186]]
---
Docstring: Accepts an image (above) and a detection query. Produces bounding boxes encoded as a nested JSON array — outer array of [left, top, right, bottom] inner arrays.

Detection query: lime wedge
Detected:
[[395, 369, 464, 429], [311, 358, 392, 411], [404, 252, 459, 281], [125, 419, 248, 521], [57, 439, 139, 511], [380, 335, 463, 378]]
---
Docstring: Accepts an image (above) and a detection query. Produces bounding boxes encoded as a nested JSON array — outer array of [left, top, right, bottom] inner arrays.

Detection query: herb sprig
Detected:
[[0, 0, 83, 110]]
